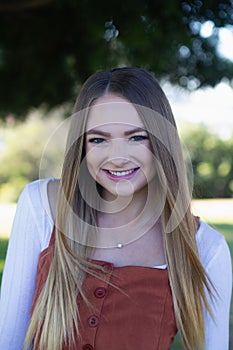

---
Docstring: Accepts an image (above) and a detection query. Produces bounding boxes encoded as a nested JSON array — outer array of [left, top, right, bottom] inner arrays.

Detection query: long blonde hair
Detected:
[[25, 67, 213, 349]]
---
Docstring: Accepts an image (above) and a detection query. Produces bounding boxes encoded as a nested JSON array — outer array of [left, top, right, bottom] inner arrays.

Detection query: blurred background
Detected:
[[0, 0, 232, 347]]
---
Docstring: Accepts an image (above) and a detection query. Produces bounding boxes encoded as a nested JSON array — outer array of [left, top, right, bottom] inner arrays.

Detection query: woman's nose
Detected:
[[108, 139, 129, 167]]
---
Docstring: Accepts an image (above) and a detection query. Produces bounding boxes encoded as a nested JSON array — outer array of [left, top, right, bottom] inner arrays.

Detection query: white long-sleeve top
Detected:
[[0, 179, 232, 349]]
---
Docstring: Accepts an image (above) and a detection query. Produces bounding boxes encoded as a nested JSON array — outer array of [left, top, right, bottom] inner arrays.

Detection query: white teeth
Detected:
[[108, 169, 135, 176]]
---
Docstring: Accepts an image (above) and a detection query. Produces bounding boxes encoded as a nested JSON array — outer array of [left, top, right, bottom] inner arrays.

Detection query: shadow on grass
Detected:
[[0, 238, 9, 286], [170, 333, 182, 349]]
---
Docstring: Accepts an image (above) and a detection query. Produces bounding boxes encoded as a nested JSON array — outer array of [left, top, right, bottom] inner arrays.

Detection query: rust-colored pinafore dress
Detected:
[[31, 229, 177, 349]]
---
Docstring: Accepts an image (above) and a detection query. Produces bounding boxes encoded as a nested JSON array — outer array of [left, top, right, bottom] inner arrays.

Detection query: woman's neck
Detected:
[[99, 187, 150, 228], [94, 183, 164, 249], [98, 185, 164, 231]]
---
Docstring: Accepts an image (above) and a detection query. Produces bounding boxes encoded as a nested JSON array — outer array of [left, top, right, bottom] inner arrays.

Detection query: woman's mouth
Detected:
[[103, 168, 140, 180]]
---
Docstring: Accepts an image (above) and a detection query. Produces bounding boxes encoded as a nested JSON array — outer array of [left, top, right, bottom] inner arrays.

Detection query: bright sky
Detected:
[[163, 25, 233, 139], [164, 81, 233, 139]]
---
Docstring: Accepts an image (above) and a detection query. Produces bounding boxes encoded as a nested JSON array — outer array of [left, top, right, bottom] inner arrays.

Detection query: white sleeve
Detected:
[[204, 238, 232, 350], [0, 180, 53, 350]]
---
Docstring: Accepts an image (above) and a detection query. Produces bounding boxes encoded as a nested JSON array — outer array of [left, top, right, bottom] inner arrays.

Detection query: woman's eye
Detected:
[[88, 137, 105, 144], [130, 135, 148, 142]]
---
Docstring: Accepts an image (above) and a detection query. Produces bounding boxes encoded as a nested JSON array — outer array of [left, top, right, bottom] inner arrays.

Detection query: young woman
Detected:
[[0, 67, 232, 350]]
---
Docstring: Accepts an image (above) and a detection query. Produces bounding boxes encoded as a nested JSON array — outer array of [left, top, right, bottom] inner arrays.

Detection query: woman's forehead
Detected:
[[86, 95, 144, 131]]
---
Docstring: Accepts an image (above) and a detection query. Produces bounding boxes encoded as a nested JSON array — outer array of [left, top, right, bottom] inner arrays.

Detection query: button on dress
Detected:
[[31, 229, 177, 349]]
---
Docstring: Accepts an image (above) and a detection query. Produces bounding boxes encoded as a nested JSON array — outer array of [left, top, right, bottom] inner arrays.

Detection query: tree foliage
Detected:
[[0, 110, 66, 202], [0, 0, 233, 117], [182, 124, 233, 198]]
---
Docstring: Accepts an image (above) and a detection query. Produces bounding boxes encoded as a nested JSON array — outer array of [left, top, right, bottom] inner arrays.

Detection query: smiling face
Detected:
[[85, 94, 156, 200]]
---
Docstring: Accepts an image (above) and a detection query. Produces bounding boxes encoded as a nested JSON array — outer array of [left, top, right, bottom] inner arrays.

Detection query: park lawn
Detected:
[[0, 222, 232, 349], [0, 237, 8, 286]]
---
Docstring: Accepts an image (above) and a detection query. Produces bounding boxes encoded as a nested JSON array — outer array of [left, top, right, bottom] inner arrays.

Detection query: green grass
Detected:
[[0, 238, 8, 286], [0, 222, 232, 349]]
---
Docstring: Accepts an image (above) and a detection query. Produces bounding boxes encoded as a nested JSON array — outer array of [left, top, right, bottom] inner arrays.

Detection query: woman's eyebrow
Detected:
[[86, 127, 146, 137], [124, 127, 146, 136], [86, 129, 111, 137]]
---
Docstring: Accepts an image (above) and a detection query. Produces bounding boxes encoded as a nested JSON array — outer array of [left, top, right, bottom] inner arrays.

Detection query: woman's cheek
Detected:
[[85, 149, 102, 180]]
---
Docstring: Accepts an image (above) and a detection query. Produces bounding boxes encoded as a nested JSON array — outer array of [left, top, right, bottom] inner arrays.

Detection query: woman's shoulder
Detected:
[[19, 178, 59, 230], [196, 220, 231, 269], [23, 178, 55, 195], [7, 179, 58, 253]]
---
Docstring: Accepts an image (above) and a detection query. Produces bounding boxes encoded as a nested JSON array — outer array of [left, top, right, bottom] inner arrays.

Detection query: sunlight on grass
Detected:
[[0, 260, 5, 270], [192, 199, 233, 224]]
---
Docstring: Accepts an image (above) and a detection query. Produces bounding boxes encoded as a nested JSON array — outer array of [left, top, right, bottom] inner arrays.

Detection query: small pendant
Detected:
[[117, 243, 123, 249]]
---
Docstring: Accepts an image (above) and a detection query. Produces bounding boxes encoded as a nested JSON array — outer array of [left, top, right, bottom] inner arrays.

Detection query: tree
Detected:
[[0, 0, 233, 117], [0, 109, 66, 202], [181, 124, 233, 198]]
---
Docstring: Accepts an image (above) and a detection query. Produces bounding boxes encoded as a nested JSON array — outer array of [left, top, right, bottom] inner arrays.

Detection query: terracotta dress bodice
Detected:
[[31, 229, 177, 349]]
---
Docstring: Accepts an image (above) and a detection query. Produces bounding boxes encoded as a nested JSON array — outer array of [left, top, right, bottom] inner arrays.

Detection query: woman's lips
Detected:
[[102, 168, 140, 181]]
